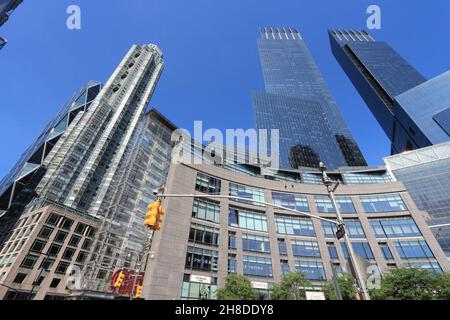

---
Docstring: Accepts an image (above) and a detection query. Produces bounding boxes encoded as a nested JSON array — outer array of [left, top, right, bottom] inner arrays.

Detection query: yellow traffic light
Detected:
[[144, 201, 165, 230], [134, 284, 143, 299], [114, 271, 126, 287]]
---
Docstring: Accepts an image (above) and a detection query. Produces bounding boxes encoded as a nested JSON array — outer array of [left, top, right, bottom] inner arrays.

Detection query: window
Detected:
[[228, 254, 237, 274], [61, 218, 74, 231], [181, 274, 218, 300], [85, 227, 95, 238], [30, 240, 47, 253], [315, 196, 356, 213], [68, 235, 82, 247], [379, 243, 394, 260], [38, 226, 54, 240], [242, 234, 270, 254], [62, 248, 76, 261], [322, 220, 365, 239], [243, 256, 273, 277], [188, 223, 219, 247], [229, 183, 265, 207], [403, 261, 442, 273], [275, 215, 315, 237], [394, 240, 434, 259], [272, 192, 309, 212], [20, 255, 39, 269], [278, 239, 287, 256], [327, 243, 339, 259], [33, 276, 45, 286], [74, 223, 88, 235], [13, 273, 27, 284], [40, 258, 55, 272], [229, 207, 267, 232], [55, 261, 70, 275], [76, 251, 88, 264], [295, 261, 326, 281], [292, 240, 321, 258], [281, 260, 290, 275], [341, 242, 374, 260], [343, 172, 392, 184], [195, 173, 221, 194], [192, 199, 220, 224], [82, 239, 93, 250], [370, 217, 421, 238], [48, 278, 61, 289], [185, 246, 218, 272], [54, 231, 68, 244], [47, 244, 62, 257], [360, 194, 407, 213], [228, 232, 237, 250], [46, 213, 61, 226]]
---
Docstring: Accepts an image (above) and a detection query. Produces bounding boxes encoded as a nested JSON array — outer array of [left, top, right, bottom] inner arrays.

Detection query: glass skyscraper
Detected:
[[329, 29, 450, 154], [385, 142, 450, 260], [252, 27, 367, 170]]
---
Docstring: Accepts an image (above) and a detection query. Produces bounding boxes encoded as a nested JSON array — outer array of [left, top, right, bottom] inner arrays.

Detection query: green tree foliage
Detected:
[[216, 275, 257, 300], [370, 268, 450, 300], [322, 273, 357, 300], [270, 272, 312, 300]]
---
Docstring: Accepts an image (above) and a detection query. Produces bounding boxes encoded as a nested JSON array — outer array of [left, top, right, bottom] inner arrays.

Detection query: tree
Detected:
[[270, 272, 312, 300], [322, 273, 357, 300], [216, 275, 257, 300], [370, 268, 449, 300]]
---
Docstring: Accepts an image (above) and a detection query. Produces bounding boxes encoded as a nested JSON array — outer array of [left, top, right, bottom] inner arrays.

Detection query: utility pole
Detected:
[[319, 162, 371, 300]]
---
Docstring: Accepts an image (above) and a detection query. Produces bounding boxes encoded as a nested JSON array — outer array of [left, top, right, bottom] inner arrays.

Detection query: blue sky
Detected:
[[0, 0, 449, 178]]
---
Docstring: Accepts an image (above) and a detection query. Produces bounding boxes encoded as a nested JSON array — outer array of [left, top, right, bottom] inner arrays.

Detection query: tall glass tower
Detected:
[[252, 27, 367, 170], [329, 29, 450, 154], [0, 44, 164, 229]]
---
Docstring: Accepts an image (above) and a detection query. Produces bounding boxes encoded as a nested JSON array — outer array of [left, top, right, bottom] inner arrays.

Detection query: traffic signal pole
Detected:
[[319, 163, 371, 300]]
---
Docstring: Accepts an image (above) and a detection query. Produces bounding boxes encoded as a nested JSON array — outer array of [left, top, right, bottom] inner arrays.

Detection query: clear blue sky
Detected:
[[1, 0, 449, 178]]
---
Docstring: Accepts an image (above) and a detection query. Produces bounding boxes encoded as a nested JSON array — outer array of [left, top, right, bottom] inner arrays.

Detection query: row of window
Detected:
[[191, 198, 422, 240], [195, 173, 408, 213], [186, 230, 438, 275]]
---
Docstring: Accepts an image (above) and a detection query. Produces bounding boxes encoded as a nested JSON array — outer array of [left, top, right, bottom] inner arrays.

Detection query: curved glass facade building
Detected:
[[252, 27, 367, 170], [142, 160, 449, 300]]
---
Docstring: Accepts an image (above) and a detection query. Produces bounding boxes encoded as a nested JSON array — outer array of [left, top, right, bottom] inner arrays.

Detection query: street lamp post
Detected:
[[28, 252, 51, 300], [128, 250, 141, 301], [319, 162, 371, 300]]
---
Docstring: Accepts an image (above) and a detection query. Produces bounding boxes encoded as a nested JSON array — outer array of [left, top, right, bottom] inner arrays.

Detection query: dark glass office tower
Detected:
[[253, 27, 367, 170], [329, 29, 450, 154]]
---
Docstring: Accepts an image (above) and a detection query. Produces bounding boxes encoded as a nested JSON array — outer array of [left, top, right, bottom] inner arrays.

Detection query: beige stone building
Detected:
[[0, 198, 99, 300]]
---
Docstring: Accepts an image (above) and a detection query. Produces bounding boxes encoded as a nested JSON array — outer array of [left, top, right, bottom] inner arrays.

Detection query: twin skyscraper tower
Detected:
[[253, 27, 367, 170], [254, 27, 450, 170]]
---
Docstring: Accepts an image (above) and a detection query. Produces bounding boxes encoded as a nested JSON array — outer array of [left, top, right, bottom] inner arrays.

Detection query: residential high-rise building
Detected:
[[0, 44, 165, 298], [329, 29, 450, 154], [384, 142, 450, 260], [252, 27, 367, 170]]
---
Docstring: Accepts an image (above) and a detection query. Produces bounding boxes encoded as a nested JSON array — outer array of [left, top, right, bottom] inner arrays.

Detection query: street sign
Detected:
[[190, 275, 212, 284], [306, 291, 326, 300], [251, 282, 269, 290]]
